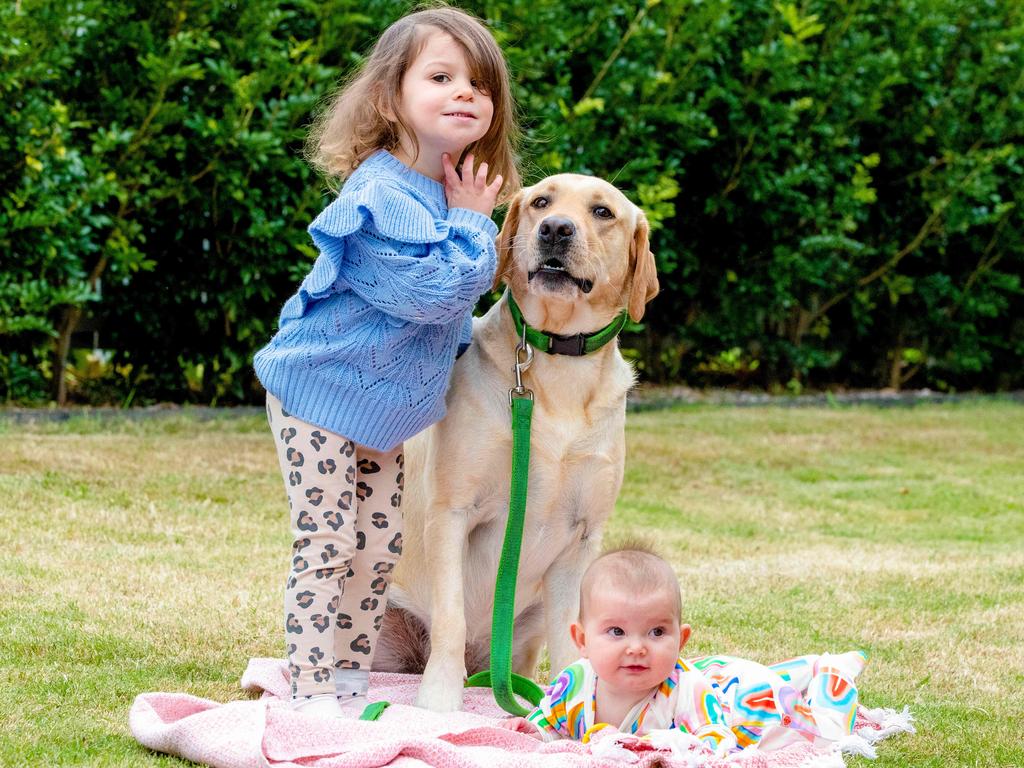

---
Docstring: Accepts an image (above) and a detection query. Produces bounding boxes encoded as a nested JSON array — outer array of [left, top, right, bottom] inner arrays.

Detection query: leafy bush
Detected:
[[2, 0, 1021, 404], [503, 0, 1023, 391]]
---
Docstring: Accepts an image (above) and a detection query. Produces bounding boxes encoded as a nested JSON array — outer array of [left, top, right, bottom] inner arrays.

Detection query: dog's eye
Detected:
[[593, 206, 614, 219], [531, 196, 549, 209]]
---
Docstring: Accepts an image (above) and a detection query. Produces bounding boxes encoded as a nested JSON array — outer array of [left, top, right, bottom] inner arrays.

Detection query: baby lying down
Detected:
[[525, 547, 867, 758]]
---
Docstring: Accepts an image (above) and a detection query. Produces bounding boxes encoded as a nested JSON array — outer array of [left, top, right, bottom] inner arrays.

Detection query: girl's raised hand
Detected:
[[443, 153, 503, 218]]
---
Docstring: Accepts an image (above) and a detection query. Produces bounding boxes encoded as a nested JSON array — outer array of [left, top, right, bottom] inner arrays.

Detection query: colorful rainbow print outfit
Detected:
[[526, 650, 867, 754], [526, 656, 734, 749]]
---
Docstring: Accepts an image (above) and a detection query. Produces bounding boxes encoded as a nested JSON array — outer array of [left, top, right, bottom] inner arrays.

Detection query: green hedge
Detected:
[[2, 0, 1022, 404]]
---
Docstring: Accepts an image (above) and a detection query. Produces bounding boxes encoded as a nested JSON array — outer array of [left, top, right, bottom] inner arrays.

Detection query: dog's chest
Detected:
[[459, 402, 623, 619], [473, 398, 623, 542]]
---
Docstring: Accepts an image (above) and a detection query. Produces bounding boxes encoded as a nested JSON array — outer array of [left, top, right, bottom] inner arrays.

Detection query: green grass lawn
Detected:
[[1, 402, 1022, 766]]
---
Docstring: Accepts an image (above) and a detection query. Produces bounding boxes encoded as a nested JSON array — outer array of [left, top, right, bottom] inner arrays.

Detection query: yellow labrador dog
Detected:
[[372, 174, 659, 712]]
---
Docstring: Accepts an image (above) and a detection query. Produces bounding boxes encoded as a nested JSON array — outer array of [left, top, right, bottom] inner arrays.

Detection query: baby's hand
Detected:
[[443, 153, 502, 218], [496, 717, 545, 738]]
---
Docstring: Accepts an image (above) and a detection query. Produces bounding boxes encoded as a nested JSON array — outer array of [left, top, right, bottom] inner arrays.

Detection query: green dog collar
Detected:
[[506, 292, 628, 356]]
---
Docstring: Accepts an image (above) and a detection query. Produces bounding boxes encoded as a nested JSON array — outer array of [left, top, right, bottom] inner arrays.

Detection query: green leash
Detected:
[[468, 293, 628, 714], [359, 323, 543, 721], [464, 322, 544, 716], [359, 700, 390, 720], [370, 299, 612, 719]]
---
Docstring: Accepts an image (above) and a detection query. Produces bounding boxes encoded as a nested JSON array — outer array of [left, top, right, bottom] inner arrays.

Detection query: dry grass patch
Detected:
[[2, 403, 1022, 766]]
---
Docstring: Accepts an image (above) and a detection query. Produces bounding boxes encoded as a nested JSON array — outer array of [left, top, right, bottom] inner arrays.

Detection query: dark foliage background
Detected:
[[2, 0, 1022, 404]]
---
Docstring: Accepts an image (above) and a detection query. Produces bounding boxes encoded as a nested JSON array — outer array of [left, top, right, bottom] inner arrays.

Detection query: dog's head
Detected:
[[494, 174, 659, 334]]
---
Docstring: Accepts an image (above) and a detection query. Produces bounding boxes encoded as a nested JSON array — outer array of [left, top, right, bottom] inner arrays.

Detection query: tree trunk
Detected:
[[51, 305, 82, 405], [51, 254, 107, 404], [888, 346, 903, 391]]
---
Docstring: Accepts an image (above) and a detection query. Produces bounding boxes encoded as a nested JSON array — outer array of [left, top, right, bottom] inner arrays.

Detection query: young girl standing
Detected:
[[254, 6, 519, 718]]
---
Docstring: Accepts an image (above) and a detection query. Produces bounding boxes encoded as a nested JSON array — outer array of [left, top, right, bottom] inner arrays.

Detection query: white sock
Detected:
[[335, 668, 370, 716], [290, 693, 344, 718], [335, 669, 369, 697]]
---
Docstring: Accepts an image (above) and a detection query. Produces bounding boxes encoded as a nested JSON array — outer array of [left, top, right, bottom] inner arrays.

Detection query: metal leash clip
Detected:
[[509, 323, 534, 405]]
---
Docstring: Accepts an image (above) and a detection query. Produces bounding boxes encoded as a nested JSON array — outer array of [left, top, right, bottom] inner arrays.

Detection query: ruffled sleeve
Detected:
[[280, 180, 497, 324]]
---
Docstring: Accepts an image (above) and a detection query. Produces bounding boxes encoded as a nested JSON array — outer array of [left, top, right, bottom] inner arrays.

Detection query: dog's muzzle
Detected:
[[528, 216, 594, 293]]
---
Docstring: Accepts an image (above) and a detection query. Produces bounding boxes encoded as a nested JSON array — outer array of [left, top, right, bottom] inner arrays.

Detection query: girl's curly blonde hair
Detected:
[[306, 4, 521, 200]]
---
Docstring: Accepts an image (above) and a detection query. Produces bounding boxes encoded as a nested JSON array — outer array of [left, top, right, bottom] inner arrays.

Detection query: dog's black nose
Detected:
[[538, 216, 575, 246]]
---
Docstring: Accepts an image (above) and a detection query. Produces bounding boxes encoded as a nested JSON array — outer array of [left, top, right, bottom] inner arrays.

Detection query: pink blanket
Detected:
[[129, 659, 911, 767]]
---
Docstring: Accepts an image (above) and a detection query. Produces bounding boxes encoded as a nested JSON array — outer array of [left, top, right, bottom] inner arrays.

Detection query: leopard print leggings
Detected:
[[266, 394, 404, 698]]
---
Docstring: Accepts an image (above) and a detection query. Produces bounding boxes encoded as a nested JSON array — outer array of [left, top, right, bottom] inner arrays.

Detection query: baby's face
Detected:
[[572, 586, 687, 699]]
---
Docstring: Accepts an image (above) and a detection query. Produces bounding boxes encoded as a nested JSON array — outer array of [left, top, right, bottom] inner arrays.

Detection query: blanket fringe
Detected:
[[856, 706, 916, 744], [790, 705, 915, 768], [837, 735, 877, 759]]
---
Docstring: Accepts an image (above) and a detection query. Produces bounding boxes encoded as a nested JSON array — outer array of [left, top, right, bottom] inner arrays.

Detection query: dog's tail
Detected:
[[371, 602, 431, 673], [371, 600, 544, 677]]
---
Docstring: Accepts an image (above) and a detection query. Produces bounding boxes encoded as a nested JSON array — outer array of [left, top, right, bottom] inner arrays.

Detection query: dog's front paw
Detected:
[[416, 663, 466, 712]]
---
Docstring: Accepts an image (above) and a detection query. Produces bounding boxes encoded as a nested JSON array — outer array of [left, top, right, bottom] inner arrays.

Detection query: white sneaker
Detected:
[[290, 693, 345, 718]]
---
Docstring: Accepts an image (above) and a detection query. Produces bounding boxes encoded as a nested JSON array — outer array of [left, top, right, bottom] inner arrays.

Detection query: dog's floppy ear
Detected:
[[627, 210, 659, 322], [493, 191, 523, 291]]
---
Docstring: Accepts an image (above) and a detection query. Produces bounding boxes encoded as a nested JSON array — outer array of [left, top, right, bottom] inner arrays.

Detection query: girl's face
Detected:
[[394, 30, 494, 176]]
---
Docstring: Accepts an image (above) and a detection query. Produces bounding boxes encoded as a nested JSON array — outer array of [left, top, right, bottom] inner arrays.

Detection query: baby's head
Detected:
[[308, 4, 519, 194], [571, 545, 691, 698], [578, 546, 682, 625]]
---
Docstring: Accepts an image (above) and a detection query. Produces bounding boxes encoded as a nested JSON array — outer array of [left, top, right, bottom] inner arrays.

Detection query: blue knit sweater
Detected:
[[253, 151, 498, 451]]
